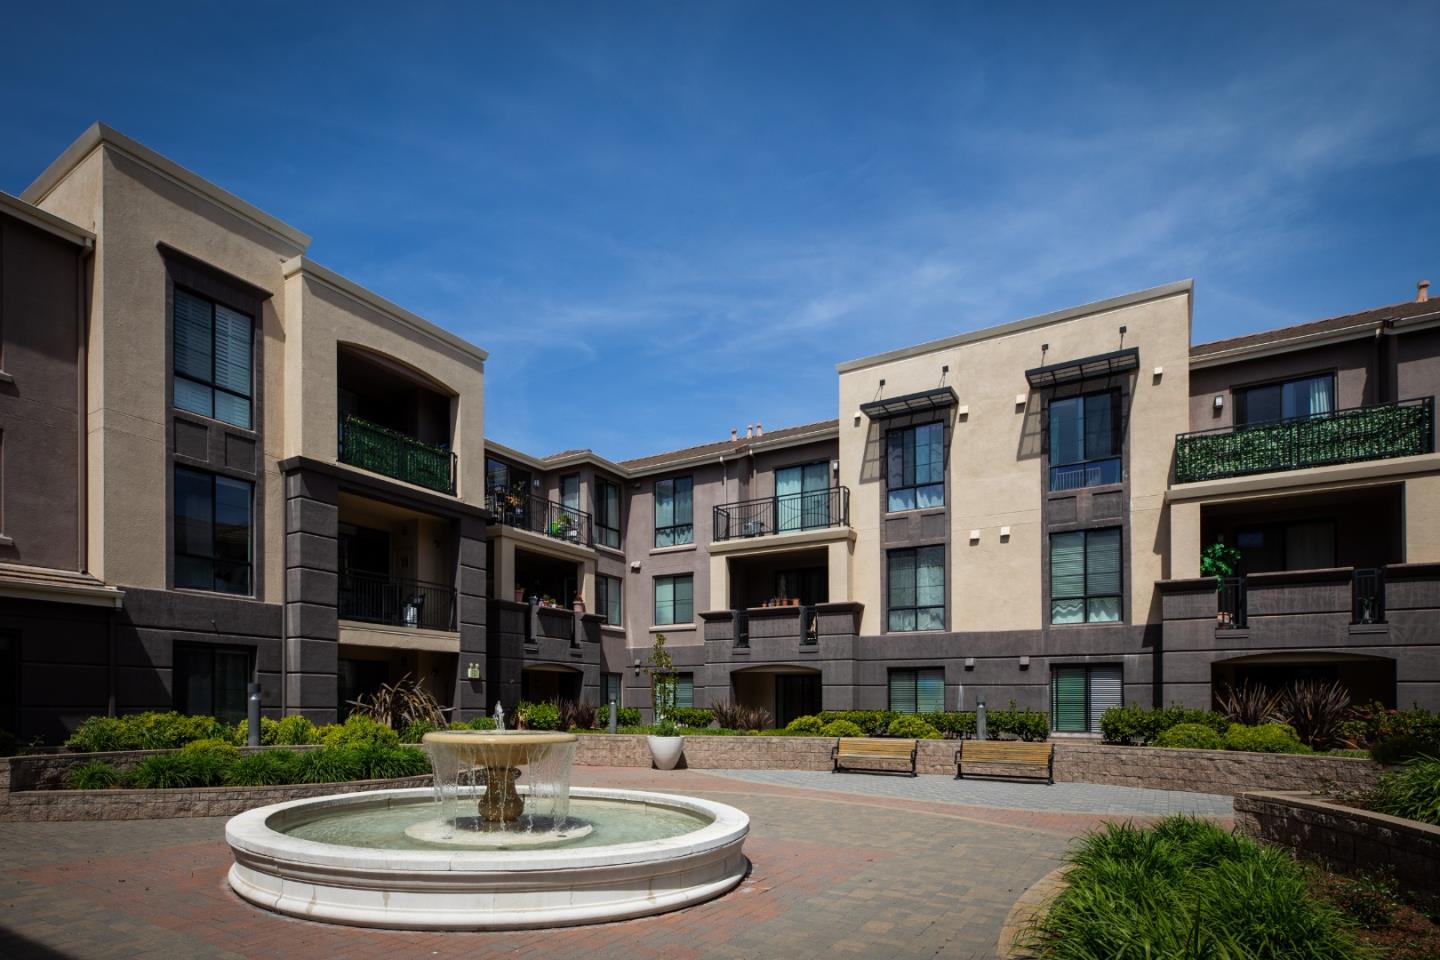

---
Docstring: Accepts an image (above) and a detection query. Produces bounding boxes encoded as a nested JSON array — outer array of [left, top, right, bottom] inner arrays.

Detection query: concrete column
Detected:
[[827, 539, 853, 602], [1405, 475, 1440, 563], [708, 552, 729, 610], [1170, 500, 1202, 579], [283, 468, 340, 723], [454, 514, 488, 720], [494, 537, 517, 602]]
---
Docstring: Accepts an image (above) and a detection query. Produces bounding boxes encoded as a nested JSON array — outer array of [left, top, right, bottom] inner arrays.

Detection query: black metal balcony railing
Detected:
[[339, 415, 457, 495], [713, 487, 850, 542], [486, 489, 594, 547], [1353, 568, 1386, 625], [1174, 397, 1434, 484], [338, 570, 455, 631], [1216, 577, 1247, 630]]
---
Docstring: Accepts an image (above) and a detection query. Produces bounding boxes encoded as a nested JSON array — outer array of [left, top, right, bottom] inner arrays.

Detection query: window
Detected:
[[675, 672, 695, 709], [595, 575, 623, 626], [595, 478, 621, 548], [174, 467, 253, 595], [886, 422, 944, 512], [1051, 664, 1122, 733], [1050, 528, 1122, 624], [653, 574, 694, 625], [601, 672, 622, 706], [888, 668, 944, 713], [887, 546, 945, 631], [173, 287, 253, 428], [654, 476, 694, 547], [1049, 391, 1121, 491], [1235, 373, 1334, 427], [174, 643, 253, 724], [560, 474, 580, 512], [776, 462, 832, 531]]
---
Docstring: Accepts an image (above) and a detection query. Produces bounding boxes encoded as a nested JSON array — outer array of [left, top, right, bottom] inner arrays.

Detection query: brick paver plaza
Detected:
[[0, 767, 1232, 959]]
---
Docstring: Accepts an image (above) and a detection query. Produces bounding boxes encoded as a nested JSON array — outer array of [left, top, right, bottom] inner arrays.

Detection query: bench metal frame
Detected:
[[954, 740, 1054, 785]]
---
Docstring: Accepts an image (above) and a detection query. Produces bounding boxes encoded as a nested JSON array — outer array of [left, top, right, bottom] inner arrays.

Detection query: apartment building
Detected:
[[1, 122, 1436, 742]]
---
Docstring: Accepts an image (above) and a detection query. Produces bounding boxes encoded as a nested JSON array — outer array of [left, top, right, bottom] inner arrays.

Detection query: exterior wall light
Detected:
[[1214, 395, 1224, 411], [968, 529, 980, 543], [466, 662, 482, 680], [1019, 656, 1031, 670]]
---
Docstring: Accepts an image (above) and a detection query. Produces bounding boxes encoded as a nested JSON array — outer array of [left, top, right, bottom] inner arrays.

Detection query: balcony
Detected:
[[339, 415, 457, 495], [1174, 398, 1434, 485], [1215, 568, 1386, 631], [338, 570, 456, 631], [713, 487, 850, 542], [486, 490, 594, 548]]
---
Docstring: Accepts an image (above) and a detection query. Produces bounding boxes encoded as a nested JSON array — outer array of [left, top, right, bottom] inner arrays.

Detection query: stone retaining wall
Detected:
[[1236, 791, 1440, 898], [576, 736, 1384, 796]]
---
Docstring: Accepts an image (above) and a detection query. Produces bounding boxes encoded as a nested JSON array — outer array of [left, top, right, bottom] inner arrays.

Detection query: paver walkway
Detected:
[[0, 767, 1232, 960]]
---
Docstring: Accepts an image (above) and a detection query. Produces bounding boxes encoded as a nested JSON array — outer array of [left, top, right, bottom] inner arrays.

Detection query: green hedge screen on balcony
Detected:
[[340, 416, 455, 494]]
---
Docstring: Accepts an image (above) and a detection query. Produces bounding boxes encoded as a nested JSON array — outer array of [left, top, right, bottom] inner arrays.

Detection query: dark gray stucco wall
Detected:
[[282, 466, 340, 723]]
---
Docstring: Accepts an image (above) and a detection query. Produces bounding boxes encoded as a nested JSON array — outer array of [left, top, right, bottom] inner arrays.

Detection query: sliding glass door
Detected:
[[776, 462, 830, 532]]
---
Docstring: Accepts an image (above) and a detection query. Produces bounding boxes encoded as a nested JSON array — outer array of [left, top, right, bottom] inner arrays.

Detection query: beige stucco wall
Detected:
[[838, 288, 1193, 635]]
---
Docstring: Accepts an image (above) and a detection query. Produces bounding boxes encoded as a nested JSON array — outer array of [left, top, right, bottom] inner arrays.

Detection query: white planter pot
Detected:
[[647, 735, 685, 770]]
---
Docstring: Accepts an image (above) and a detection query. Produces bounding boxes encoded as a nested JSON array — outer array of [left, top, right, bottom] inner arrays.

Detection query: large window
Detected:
[[173, 287, 253, 428], [1051, 664, 1122, 733], [1049, 390, 1121, 491], [174, 467, 253, 595], [776, 462, 831, 531], [887, 546, 945, 631], [1050, 528, 1122, 624], [560, 474, 580, 512], [886, 422, 944, 512], [654, 574, 694, 625], [595, 478, 622, 549], [1235, 373, 1334, 427], [174, 643, 253, 724], [596, 575, 623, 626], [654, 476, 694, 547], [888, 668, 944, 714]]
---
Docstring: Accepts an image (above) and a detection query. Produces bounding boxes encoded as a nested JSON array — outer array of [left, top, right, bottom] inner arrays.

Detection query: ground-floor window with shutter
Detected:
[[888, 667, 944, 713], [1050, 664, 1122, 733], [674, 672, 695, 709]]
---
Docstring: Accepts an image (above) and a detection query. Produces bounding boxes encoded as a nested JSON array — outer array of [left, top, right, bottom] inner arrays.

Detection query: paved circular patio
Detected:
[[0, 766, 1232, 960]]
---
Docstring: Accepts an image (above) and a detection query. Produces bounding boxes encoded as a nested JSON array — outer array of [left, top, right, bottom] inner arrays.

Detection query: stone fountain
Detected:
[[224, 706, 749, 929]]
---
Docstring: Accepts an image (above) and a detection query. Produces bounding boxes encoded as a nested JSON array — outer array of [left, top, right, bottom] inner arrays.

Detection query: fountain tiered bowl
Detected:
[[224, 728, 749, 929]]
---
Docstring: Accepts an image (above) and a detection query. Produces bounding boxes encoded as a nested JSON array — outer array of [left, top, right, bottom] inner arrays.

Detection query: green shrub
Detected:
[[785, 715, 824, 735], [596, 706, 642, 728], [1224, 722, 1309, 754], [230, 716, 279, 746], [127, 752, 202, 789], [1153, 722, 1225, 750], [64, 711, 232, 752], [353, 744, 431, 780], [924, 712, 977, 738], [322, 715, 399, 749], [517, 700, 562, 731], [820, 719, 865, 738], [989, 703, 1050, 742], [1368, 755, 1440, 825], [294, 747, 365, 784], [399, 719, 442, 743], [1025, 816, 1367, 960], [65, 760, 122, 790], [885, 715, 941, 739], [273, 715, 321, 745], [64, 716, 132, 752], [464, 716, 498, 731], [1099, 704, 1228, 745], [1370, 734, 1433, 764], [178, 739, 240, 786], [668, 708, 713, 728], [818, 711, 896, 736], [224, 751, 300, 786]]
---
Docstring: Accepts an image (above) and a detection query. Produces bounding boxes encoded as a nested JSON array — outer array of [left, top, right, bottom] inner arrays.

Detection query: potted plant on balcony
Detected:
[[644, 633, 684, 770], [1201, 539, 1242, 625], [549, 513, 575, 540]]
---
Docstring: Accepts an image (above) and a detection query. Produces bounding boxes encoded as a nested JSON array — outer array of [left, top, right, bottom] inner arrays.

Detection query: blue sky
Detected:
[[3, 2, 1437, 459]]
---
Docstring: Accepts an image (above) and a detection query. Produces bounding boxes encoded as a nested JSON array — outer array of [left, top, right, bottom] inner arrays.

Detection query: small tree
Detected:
[[644, 632, 676, 723], [1200, 540, 1241, 590]]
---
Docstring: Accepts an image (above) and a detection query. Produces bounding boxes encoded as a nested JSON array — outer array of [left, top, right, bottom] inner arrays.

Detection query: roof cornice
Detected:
[[1189, 308, 1440, 369], [22, 122, 310, 252], [0, 191, 94, 247], [837, 279, 1193, 374], [282, 255, 489, 366]]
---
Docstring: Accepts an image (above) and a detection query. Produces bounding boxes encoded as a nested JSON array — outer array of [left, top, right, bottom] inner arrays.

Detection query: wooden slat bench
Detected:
[[955, 740, 1054, 784], [831, 737, 917, 777]]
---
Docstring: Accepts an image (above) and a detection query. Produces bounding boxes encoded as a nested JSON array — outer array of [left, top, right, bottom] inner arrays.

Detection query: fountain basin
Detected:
[[225, 786, 749, 929]]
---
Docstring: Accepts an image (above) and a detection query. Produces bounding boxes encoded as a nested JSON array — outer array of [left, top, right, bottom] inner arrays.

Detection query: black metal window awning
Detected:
[[860, 386, 959, 419], [1025, 347, 1139, 389]]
